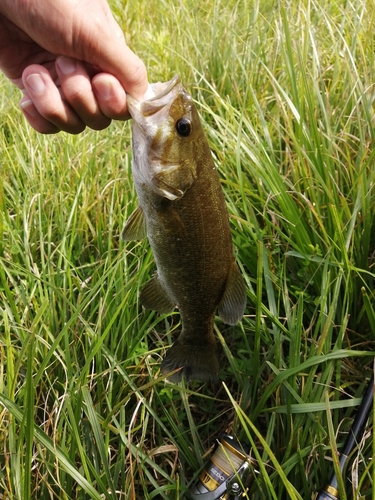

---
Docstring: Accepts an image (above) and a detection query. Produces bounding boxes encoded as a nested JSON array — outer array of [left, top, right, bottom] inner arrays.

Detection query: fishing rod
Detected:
[[189, 375, 373, 499], [315, 374, 374, 500]]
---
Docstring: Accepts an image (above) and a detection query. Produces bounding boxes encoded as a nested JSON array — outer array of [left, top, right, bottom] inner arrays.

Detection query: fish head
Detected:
[[127, 75, 204, 201]]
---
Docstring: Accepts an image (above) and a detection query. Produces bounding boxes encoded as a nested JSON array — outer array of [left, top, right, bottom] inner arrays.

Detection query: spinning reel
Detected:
[[190, 434, 257, 500]]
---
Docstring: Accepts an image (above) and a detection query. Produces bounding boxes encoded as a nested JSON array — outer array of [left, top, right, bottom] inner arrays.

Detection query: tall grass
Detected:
[[1, 0, 374, 498]]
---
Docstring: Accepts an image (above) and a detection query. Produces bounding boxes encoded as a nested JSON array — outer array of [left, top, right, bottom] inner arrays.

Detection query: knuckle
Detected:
[[63, 85, 88, 105], [41, 106, 86, 134], [88, 116, 111, 131], [65, 122, 86, 134], [32, 122, 60, 135]]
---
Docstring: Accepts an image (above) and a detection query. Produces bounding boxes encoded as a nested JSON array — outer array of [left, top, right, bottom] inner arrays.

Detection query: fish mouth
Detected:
[[127, 75, 182, 119], [148, 75, 181, 101]]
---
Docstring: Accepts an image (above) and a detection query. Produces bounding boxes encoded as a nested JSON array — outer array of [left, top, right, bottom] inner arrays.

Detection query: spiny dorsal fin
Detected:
[[121, 205, 147, 241], [217, 261, 247, 325], [140, 274, 176, 313]]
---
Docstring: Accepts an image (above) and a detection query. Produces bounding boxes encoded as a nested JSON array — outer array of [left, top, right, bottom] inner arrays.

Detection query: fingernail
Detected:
[[57, 56, 77, 75], [20, 98, 38, 117], [26, 74, 45, 94], [94, 79, 113, 100]]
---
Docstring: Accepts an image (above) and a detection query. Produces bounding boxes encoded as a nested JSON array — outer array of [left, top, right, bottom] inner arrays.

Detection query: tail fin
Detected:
[[160, 341, 219, 383]]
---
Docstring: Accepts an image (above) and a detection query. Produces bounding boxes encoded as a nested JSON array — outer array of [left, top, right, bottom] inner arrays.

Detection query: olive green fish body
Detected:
[[123, 76, 246, 382]]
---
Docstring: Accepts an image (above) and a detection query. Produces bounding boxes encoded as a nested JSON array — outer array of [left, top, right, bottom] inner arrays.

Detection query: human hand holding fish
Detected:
[[123, 75, 247, 383], [0, 0, 148, 134]]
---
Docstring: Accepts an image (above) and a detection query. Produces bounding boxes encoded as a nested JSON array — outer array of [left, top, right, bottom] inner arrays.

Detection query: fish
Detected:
[[122, 75, 247, 382]]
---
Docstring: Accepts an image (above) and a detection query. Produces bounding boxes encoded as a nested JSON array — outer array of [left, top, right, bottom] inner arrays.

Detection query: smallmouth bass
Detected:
[[123, 75, 246, 382]]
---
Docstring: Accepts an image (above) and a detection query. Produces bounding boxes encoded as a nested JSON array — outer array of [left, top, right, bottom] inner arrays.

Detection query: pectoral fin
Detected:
[[122, 205, 147, 241], [217, 262, 247, 325], [140, 274, 176, 313], [152, 163, 196, 201]]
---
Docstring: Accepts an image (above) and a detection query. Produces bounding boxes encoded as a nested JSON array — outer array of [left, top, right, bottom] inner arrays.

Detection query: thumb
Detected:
[[77, 11, 148, 100], [91, 35, 148, 100]]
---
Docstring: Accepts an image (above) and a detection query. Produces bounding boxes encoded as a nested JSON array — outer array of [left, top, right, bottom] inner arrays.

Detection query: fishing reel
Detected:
[[190, 434, 257, 500]]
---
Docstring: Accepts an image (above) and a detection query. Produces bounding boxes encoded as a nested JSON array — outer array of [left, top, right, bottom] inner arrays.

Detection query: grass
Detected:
[[1, 0, 375, 498]]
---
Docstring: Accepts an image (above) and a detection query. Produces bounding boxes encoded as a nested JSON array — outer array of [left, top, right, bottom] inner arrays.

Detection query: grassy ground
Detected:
[[1, 0, 374, 498]]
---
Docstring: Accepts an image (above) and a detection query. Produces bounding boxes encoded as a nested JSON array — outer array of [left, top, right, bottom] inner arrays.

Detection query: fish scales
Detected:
[[123, 75, 247, 382]]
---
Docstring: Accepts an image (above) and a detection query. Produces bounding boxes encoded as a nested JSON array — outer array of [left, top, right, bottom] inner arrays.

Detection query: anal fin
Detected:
[[122, 205, 147, 241], [217, 261, 247, 325], [140, 274, 176, 313]]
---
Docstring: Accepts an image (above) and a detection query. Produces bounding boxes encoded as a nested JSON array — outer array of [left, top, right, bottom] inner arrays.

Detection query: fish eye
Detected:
[[175, 118, 191, 137]]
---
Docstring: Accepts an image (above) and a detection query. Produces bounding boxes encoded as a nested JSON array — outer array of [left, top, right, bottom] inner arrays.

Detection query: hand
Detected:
[[0, 0, 148, 134]]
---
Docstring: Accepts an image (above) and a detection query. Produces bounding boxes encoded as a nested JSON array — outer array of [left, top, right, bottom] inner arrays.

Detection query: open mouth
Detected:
[[148, 75, 181, 102], [128, 75, 181, 108], [127, 75, 182, 120]]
